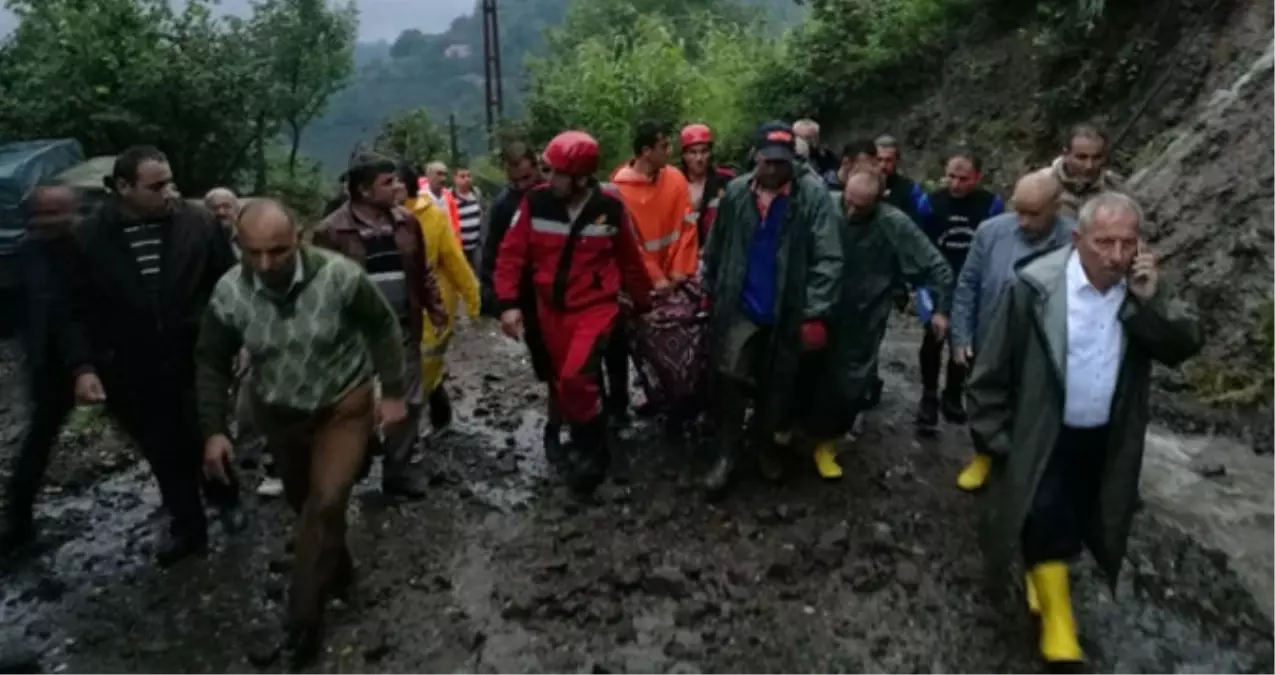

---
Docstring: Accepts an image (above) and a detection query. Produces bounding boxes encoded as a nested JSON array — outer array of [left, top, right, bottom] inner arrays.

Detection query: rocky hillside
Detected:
[[827, 0, 1273, 445]]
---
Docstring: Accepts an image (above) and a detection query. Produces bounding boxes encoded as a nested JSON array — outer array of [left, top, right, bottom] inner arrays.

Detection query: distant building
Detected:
[[444, 43, 472, 59]]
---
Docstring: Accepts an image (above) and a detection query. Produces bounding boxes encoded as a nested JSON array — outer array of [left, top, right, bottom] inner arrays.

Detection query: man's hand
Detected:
[[74, 372, 106, 404], [377, 397, 408, 426], [1129, 240, 1159, 301], [930, 313, 949, 340], [203, 434, 234, 484], [953, 345, 973, 367], [500, 309, 523, 340]]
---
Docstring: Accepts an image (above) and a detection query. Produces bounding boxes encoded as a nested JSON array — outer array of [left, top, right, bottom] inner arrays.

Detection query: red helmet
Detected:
[[543, 130, 600, 176], [680, 124, 713, 148]]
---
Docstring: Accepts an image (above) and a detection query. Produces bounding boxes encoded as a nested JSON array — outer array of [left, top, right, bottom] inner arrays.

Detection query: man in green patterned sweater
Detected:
[[194, 198, 407, 665]]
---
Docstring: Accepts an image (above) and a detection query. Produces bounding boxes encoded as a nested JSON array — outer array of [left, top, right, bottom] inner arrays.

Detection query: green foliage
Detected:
[[258, 148, 329, 223], [373, 108, 449, 168], [523, 11, 782, 172], [0, 0, 355, 194], [766, 0, 972, 120]]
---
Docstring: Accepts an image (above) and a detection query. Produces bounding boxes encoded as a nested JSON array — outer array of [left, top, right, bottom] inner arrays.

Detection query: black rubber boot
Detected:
[[428, 385, 453, 430], [566, 416, 609, 496], [704, 379, 747, 497], [916, 391, 939, 436], [543, 421, 566, 473]]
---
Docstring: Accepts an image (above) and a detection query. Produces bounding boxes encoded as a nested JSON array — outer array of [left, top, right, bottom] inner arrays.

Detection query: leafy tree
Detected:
[[523, 12, 781, 173], [250, 0, 358, 176], [373, 108, 448, 169]]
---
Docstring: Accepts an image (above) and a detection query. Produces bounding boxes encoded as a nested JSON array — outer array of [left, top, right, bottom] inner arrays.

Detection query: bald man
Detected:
[[195, 199, 408, 665], [420, 161, 462, 239], [802, 172, 950, 480], [950, 169, 1076, 491]]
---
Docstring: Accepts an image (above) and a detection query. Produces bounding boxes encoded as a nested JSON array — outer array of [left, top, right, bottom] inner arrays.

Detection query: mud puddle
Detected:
[[0, 319, 1271, 673]]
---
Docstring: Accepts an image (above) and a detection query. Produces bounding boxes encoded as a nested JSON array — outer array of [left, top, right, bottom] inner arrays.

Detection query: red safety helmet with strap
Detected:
[[680, 124, 713, 148], [544, 130, 600, 176]]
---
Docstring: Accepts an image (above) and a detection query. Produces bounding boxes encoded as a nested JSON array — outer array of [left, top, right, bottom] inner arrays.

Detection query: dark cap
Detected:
[[755, 121, 796, 162]]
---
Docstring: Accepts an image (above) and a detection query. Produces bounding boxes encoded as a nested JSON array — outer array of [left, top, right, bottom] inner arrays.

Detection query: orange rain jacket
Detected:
[[609, 162, 698, 286]]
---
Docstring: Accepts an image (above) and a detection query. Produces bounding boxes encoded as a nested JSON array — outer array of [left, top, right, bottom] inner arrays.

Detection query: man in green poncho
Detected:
[[967, 191, 1200, 670], [700, 121, 843, 496], [801, 171, 953, 478]]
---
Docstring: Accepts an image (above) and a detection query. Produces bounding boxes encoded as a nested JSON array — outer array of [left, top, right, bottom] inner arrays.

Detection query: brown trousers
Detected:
[[254, 381, 374, 628]]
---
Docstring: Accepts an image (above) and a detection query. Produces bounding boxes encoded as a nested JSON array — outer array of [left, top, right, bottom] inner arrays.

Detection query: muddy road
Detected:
[[1, 320, 1271, 673]]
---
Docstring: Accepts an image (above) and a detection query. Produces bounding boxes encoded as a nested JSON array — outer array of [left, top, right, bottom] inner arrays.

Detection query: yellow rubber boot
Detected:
[[956, 453, 992, 491], [1029, 561, 1084, 664], [812, 440, 842, 479], [1025, 573, 1040, 614]]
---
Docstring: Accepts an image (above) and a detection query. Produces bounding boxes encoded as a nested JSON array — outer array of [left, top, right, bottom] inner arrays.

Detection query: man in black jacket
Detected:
[[1, 181, 86, 553], [916, 151, 1005, 431], [875, 134, 930, 225], [66, 146, 241, 566]]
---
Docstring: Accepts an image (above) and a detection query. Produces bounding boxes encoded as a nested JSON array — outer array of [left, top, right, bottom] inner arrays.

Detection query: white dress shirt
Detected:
[[1063, 251, 1126, 428]]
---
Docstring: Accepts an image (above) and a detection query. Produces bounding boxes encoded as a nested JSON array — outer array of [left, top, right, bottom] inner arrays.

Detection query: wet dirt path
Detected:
[[0, 320, 1271, 673]]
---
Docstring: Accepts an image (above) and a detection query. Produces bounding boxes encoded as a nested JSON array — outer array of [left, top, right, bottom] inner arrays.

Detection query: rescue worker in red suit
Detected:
[[494, 131, 652, 494], [680, 124, 736, 247]]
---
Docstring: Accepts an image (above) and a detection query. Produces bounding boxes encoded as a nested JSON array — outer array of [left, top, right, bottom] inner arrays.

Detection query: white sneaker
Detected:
[[256, 477, 284, 498]]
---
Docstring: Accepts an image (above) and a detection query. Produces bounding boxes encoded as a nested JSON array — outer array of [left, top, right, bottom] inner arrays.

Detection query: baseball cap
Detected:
[[755, 121, 796, 162]]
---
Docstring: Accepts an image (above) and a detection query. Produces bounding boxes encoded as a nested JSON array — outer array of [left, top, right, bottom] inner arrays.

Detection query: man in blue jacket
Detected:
[[916, 151, 1005, 432]]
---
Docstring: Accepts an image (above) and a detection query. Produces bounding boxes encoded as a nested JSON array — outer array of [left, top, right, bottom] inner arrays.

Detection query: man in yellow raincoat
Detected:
[[398, 163, 480, 428]]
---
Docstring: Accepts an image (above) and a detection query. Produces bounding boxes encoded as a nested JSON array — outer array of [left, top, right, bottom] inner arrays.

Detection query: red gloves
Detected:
[[800, 320, 827, 351]]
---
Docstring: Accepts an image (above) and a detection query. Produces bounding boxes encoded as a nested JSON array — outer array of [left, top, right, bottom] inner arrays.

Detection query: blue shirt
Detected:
[[740, 193, 789, 325]]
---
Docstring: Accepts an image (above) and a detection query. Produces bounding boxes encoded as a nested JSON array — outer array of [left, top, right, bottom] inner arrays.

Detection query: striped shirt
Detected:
[[123, 221, 165, 289], [456, 191, 482, 252], [360, 227, 409, 322]]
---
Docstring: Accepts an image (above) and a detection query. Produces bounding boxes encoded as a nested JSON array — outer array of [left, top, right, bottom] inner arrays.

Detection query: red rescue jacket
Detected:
[[494, 184, 652, 314]]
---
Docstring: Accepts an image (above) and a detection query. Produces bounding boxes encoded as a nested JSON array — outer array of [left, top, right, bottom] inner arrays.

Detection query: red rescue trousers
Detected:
[[537, 299, 619, 424]]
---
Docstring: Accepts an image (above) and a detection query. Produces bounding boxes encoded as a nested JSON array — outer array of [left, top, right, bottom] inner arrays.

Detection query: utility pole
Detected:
[[480, 0, 504, 151], [449, 113, 460, 168]]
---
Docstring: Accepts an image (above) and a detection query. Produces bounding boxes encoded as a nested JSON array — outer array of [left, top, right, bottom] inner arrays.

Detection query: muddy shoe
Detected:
[[543, 422, 568, 472], [0, 520, 37, 560], [287, 623, 323, 669], [757, 444, 785, 483], [428, 386, 453, 430], [916, 393, 939, 435], [861, 376, 884, 410], [382, 474, 428, 500], [331, 550, 356, 600], [218, 506, 248, 534], [940, 389, 967, 424], [155, 532, 208, 568], [703, 454, 735, 496]]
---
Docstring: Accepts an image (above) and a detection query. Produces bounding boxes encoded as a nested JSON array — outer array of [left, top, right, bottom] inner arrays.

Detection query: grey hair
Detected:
[[874, 134, 899, 150], [1077, 191, 1143, 231], [426, 160, 448, 173], [793, 119, 819, 134], [204, 187, 238, 201]]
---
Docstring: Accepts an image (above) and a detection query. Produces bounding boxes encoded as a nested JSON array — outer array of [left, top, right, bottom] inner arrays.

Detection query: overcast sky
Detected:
[[0, 0, 475, 42]]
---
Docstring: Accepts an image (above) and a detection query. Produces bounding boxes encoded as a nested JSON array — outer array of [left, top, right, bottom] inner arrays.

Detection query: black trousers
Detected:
[[102, 369, 239, 540], [5, 367, 76, 526], [1021, 425, 1110, 566], [603, 314, 630, 414], [919, 328, 967, 397]]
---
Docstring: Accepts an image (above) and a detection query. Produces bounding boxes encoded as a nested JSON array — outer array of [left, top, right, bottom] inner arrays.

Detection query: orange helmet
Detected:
[[543, 130, 600, 176], [680, 124, 713, 148]]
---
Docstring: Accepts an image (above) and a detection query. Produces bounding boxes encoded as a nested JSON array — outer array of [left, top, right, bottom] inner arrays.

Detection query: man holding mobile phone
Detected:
[[965, 191, 1201, 670]]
